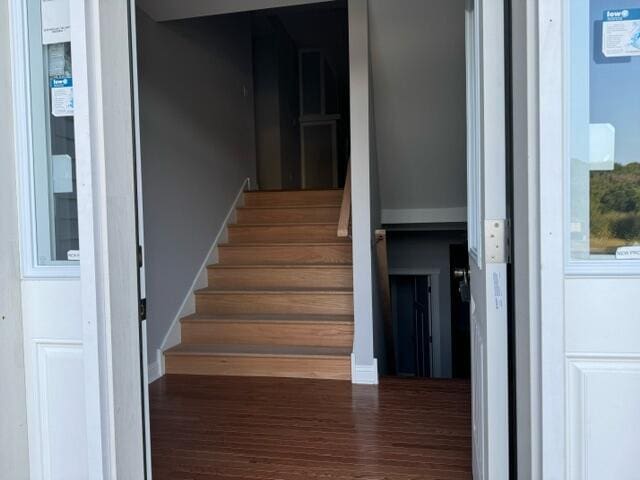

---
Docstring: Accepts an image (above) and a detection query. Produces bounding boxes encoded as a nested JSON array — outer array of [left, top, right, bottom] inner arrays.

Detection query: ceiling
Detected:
[[137, 0, 335, 22]]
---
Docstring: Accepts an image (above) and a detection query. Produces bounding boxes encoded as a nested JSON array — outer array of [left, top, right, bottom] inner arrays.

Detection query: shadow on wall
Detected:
[[137, 10, 257, 366]]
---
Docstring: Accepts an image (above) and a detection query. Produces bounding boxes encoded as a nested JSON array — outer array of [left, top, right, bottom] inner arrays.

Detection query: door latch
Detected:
[[139, 298, 147, 321], [454, 267, 471, 303]]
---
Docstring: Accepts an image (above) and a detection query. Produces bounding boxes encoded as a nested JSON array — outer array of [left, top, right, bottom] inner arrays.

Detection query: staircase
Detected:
[[164, 189, 354, 381]]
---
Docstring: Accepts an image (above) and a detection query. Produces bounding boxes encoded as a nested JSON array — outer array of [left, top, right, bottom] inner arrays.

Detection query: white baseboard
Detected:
[[351, 353, 379, 385], [147, 349, 163, 384], [158, 178, 250, 356], [381, 207, 467, 224]]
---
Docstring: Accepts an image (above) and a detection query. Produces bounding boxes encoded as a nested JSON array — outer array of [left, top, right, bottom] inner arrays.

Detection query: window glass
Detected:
[[27, 0, 79, 266], [570, 0, 640, 261]]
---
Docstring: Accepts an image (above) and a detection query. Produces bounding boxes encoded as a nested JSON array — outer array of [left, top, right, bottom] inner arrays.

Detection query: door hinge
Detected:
[[484, 219, 511, 264], [139, 298, 147, 321], [137, 245, 144, 268]]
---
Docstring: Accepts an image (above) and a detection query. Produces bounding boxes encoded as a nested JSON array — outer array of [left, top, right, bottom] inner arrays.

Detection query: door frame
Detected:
[[67, 0, 552, 477], [536, 0, 566, 477], [71, 0, 146, 477]]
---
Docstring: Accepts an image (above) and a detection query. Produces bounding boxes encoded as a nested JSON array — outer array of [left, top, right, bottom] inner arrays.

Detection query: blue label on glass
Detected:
[[603, 8, 640, 21], [50, 77, 73, 88]]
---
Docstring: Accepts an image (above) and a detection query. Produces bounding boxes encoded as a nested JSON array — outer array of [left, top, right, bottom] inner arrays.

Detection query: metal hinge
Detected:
[[484, 219, 511, 264], [139, 298, 147, 321]]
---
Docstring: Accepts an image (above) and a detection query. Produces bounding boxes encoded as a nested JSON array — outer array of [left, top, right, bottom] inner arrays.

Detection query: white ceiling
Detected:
[[137, 0, 335, 22]]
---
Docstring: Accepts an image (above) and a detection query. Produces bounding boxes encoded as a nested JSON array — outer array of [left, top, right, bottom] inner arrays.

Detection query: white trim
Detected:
[[538, 0, 566, 478], [465, 0, 482, 265], [348, 0, 376, 373], [159, 178, 250, 355], [381, 207, 467, 225], [147, 348, 163, 384], [350, 353, 379, 385], [69, 0, 112, 476], [69, 0, 115, 474]]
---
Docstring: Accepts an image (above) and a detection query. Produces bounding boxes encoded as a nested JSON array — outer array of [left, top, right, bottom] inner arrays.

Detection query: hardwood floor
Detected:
[[150, 375, 472, 479]]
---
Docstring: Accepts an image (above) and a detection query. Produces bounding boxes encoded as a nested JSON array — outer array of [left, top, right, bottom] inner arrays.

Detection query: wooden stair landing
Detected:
[[164, 189, 353, 380]]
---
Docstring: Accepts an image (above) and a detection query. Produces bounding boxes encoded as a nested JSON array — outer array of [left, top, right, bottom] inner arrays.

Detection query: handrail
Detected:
[[375, 229, 396, 375], [337, 161, 351, 237]]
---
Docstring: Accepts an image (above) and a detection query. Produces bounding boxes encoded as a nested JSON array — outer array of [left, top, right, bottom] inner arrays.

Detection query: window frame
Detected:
[[564, 0, 640, 277], [466, 0, 483, 266], [10, 0, 80, 278]]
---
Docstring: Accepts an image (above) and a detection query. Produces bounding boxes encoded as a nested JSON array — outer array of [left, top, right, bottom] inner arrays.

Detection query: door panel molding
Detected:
[[567, 356, 640, 480]]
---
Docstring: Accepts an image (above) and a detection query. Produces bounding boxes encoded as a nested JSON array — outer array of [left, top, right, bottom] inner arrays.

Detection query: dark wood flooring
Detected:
[[149, 375, 472, 480]]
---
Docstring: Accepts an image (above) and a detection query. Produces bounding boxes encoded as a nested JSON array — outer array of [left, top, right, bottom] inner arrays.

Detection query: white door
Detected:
[[465, 1, 509, 478], [538, 0, 640, 478], [9, 0, 93, 478]]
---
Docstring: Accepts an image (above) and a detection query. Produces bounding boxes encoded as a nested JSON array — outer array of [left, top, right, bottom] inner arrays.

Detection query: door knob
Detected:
[[454, 267, 470, 280]]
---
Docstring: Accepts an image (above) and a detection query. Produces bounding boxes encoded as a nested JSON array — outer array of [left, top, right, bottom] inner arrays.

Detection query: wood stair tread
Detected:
[[237, 205, 340, 210], [165, 188, 354, 380], [207, 263, 352, 269], [181, 313, 354, 324], [219, 242, 350, 247], [165, 344, 352, 358], [228, 222, 339, 227], [195, 287, 353, 295], [248, 188, 342, 193]]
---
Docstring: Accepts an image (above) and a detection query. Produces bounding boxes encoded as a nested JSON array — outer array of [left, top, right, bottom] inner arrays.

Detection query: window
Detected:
[[16, 0, 79, 274], [568, 0, 640, 266]]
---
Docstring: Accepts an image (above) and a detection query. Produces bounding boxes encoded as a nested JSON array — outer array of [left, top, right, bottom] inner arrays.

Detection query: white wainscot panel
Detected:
[[568, 356, 640, 480], [565, 278, 640, 353], [34, 341, 89, 480], [21, 279, 82, 339]]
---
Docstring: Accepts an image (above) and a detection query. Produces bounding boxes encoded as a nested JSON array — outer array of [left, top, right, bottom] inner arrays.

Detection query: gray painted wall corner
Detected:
[[137, 11, 258, 364]]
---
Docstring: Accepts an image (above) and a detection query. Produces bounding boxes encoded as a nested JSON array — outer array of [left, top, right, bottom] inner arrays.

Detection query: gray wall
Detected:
[[137, 11, 257, 363], [369, 0, 467, 223], [0, 0, 30, 476], [387, 230, 467, 378]]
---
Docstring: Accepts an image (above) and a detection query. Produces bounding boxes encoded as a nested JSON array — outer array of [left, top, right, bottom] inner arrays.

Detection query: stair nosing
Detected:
[[219, 242, 350, 247], [228, 222, 339, 228], [195, 287, 353, 295], [237, 205, 340, 210], [181, 313, 354, 324], [245, 188, 342, 193], [207, 263, 352, 270], [165, 344, 352, 359]]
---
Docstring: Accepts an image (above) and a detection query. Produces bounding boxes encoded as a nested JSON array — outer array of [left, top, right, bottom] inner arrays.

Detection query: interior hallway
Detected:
[[150, 376, 472, 479]]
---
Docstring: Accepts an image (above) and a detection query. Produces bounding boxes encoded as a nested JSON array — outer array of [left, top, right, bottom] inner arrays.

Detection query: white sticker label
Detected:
[[52, 154, 73, 193], [492, 271, 504, 311], [602, 9, 640, 58], [41, 0, 70, 45], [615, 246, 640, 260], [67, 250, 80, 261], [51, 77, 73, 117]]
